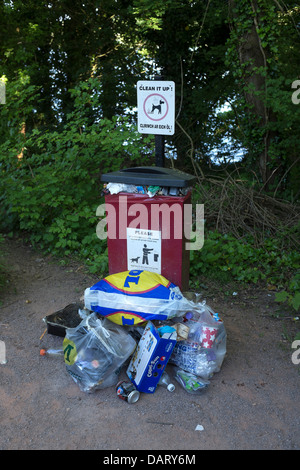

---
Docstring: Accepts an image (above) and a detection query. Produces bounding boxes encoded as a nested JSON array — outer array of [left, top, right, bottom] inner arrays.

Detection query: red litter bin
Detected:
[[100, 167, 196, 291]]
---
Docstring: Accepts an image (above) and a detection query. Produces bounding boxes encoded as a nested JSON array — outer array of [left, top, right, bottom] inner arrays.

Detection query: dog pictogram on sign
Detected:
[[144, 93, 169, 121]]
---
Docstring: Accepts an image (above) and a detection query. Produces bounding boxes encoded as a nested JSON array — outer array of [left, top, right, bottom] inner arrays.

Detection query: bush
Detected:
[[0, 78, 153, 274]]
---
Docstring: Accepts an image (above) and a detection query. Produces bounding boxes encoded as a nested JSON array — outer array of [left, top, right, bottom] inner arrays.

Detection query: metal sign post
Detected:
[[155, 134, 165, 167]]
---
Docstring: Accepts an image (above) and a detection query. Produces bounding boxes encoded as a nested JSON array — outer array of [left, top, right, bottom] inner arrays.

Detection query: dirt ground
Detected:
[[0, 236, 299, 452]]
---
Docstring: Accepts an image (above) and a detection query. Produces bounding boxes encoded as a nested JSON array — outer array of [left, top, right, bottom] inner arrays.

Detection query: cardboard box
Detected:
[[43, 303, 83, 337], [126, 321, 177, 393], [174, 322, 189, 341]]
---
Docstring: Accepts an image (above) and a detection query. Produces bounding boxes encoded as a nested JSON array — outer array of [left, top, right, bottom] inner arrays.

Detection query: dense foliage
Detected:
[[0, 1, 299, 314]]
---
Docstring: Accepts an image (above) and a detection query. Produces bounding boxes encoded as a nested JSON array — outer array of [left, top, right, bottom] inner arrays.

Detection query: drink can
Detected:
[[116, 381, 140, 404]]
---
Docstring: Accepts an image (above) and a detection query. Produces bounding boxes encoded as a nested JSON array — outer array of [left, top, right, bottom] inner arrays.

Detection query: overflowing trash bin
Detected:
[[100, 166, 196, 291], [39, 165, 226, 401]]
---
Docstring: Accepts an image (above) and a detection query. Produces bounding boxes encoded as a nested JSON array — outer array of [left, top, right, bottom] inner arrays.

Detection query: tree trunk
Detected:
[[229, 0, 278, 186]]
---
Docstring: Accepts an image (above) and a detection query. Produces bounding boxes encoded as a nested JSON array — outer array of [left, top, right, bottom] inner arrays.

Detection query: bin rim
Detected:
[[100, 166, 196, 188]]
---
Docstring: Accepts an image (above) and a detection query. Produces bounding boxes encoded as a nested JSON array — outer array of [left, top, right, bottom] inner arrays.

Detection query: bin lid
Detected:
[[100, 166, 196, 188]]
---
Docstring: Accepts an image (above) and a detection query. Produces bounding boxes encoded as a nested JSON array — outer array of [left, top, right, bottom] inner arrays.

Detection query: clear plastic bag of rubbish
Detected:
[[63, 312, 136, 393], [106, 182, 137, 195], [174, 368, 210, 394], [169, 302, 226, 380]]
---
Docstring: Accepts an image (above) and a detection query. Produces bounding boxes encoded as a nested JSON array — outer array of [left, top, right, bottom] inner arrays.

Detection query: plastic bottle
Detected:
[[158, 372, 175, 392], [40, 348, 64, 357]]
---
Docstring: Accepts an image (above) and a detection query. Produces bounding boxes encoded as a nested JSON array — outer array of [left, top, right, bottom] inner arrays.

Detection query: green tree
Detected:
[[0, 0, 150, 128], [131, 0, 233, 171], [0, 0, 299, 192], [226, 0, 300, 191]]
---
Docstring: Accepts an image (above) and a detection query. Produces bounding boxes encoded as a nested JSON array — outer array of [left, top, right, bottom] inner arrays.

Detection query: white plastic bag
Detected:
[[63, 312, 136, 393], [84, 270, 193, 326]]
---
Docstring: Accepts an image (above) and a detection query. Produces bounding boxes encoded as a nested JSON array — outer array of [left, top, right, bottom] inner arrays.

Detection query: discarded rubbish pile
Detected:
[[102, 182, 191, 198], [41, 270, 226, 402]]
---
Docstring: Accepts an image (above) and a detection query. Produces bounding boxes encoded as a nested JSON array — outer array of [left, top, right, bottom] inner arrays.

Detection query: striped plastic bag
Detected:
[[84, 270, 189, 326]]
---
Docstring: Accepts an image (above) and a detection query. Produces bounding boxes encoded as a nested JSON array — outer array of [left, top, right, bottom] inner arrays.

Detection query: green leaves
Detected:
[[275, 291, 300, 313], [0, 77, 153, 276], [224, 0, 300, 186], [190, 229, 300, 293]]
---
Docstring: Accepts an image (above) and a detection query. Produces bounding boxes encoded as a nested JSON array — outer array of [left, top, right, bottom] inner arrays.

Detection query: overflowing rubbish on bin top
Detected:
[[100, 166, 197, 198], [41, 270, 227, 399], [102, 182, 191, 198]]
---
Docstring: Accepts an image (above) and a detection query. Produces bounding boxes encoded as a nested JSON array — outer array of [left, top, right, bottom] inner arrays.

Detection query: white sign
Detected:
[[127, 227, 161, 274], [137, 80, 175, 135]]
